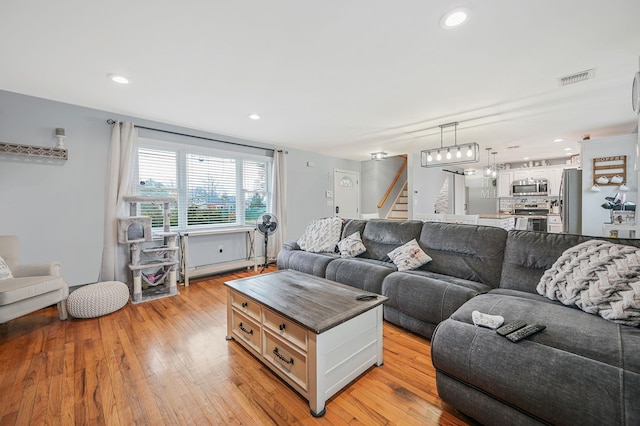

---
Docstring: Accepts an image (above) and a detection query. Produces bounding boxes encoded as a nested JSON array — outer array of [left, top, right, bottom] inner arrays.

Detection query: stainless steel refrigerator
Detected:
[[559, 168, 582, 234]]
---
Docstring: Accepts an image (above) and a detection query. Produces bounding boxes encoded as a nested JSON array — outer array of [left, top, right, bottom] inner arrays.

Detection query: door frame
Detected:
[[333, 169, 360, 219]]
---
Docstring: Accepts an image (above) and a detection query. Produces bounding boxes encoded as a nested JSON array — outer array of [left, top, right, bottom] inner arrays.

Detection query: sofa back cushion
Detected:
[[500, 230, 640, 293], [356, 220, 424, 262], [418, 222, 508, 288]]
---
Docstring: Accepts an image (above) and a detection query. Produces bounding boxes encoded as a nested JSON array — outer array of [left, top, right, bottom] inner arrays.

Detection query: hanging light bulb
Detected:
[[456, 147, 462, 158], [446, 148, 452, 160], [436, 151, 442, 161], [491, 151, 498, 177], [466, 145, 473, 157], [427, 151, 433, 162], [483, 148, 492, 177]]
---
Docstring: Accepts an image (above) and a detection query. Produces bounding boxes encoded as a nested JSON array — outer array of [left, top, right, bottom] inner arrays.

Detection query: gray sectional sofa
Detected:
[[277, 218, 640, 425]]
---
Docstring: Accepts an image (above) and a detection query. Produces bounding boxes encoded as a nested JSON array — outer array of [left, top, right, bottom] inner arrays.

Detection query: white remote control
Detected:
[[472, 310, 505, 330]]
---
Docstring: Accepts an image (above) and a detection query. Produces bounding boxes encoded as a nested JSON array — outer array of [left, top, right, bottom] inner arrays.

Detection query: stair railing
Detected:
[[377, 155, 407, 209]]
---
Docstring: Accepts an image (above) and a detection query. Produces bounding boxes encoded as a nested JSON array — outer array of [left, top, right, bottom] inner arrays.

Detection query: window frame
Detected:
[[132, 137, 272, 232]]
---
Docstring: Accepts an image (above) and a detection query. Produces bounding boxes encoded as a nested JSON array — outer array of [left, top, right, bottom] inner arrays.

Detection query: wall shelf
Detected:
[[0, 141, 68, 160]]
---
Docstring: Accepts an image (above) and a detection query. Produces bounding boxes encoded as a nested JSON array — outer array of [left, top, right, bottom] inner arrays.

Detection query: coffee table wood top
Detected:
[[225, 269, 387, 334]]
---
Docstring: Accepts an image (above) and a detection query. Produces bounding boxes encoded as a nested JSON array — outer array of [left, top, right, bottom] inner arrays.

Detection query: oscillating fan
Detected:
[[256, 213, 279, 272]]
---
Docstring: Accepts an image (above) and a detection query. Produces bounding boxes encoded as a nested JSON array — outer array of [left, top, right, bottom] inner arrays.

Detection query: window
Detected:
[[133, 141, 271, 230]]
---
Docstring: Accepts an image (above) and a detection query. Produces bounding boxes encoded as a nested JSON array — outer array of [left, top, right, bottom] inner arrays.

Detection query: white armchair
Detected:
[[0, 235, 68, 323]]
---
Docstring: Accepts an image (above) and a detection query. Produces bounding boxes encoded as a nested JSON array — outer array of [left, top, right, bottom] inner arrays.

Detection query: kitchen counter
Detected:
[[478, 214, 516, 219], [478, 215, 516, 231]]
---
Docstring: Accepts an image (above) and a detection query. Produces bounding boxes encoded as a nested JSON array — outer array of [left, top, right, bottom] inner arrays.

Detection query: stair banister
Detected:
[[377, 155, 407, 209]]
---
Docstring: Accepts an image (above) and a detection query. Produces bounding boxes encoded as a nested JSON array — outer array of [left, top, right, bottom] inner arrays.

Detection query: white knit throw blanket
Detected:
[[537, 239, 640, 327]]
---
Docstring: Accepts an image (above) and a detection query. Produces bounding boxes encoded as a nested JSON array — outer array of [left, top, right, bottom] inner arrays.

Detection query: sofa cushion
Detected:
[[537, 239, 640, 326], [359, 220, 424, 261], [387, 239, 432, 271], [417, 222, 507, 288], [382, 270, 492, 338], [325, 258, 396, 294], [0, 256, 13, 280], [0, 275, 67, 305], [432, 293, 640, 425], [297, 217, 343, 253], [276, 249, 339, 277], [500, 230, 640, 294], [337, 232, 367, 258]]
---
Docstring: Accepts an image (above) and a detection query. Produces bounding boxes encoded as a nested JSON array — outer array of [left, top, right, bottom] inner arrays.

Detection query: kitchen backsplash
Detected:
[[499, 195, 558, 213]]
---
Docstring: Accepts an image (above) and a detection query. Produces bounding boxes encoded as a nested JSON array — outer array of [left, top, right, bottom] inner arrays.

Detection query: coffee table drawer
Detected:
[[231, 291, 261, 321], [231, 310, 261, 353], [263, 331, 308, 391], [263, 308, 307, 351]]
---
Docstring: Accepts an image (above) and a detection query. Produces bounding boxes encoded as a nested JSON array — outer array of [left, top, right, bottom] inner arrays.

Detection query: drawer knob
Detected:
[[279, 323, 286, 331], [238, 322, 253, 335], [273, 347, 294, 365], [241, 302, 248, 308]]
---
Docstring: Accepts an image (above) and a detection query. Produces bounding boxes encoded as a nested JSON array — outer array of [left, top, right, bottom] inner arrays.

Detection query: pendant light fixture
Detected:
[[421, 122, 480, 167], [483, 148, 492, 177], [491, 151, 498, 178]]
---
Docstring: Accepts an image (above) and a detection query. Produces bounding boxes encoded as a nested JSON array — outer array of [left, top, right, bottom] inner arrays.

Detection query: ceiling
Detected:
[[2, 1, 640, 165]]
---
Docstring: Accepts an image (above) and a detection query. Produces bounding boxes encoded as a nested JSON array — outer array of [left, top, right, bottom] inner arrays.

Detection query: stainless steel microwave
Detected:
[[511, 179, 549, 196]]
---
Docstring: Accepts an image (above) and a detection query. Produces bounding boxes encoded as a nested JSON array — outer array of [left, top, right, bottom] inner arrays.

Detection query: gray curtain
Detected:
[[99, 121, 137, 282], [268, 150, 287, 261]]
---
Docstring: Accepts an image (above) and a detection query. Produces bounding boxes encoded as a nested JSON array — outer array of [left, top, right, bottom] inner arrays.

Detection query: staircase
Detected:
[[386, 182, 408, 220]]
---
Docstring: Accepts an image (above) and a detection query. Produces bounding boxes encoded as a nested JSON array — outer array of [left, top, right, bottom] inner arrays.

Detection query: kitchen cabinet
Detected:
[[497, 171, 513, 197], [513, 169, 549, 182], [548, 165, 579, 197], [547, 214, 563, 233]]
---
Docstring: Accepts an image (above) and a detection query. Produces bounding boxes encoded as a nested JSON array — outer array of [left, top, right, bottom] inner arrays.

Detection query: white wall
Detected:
[[581, 134, 638, 237], [407, 153, 463, 218], [0, 90, 359, 285]]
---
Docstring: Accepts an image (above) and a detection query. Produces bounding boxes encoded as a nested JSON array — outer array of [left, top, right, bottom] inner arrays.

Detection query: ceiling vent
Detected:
[[507, 145, 520, 149], [558, 69, 595, 87]]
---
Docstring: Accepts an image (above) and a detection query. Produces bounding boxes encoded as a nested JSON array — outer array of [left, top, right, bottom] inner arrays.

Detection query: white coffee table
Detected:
[[225, 269, 387, 417]]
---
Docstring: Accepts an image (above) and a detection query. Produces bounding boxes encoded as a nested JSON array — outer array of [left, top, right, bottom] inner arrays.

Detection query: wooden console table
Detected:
[[180, 227, 257, 286]]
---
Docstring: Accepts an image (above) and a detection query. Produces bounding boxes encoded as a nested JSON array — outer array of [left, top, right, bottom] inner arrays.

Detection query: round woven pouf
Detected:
[[67, 281, 129, 319]]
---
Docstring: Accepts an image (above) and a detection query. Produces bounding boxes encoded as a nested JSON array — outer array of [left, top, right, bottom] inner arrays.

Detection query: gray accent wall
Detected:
[[0, 90, 359, 286]]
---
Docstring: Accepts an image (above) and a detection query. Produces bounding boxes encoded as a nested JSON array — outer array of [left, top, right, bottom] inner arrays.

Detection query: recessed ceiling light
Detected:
[[440, 7, 470, 28], [523, 157, 530, 160], [563, 147, 572, 151], [553, 138, 564, 143], [248, 113, 261, 120], [109, 74, 129, 84]]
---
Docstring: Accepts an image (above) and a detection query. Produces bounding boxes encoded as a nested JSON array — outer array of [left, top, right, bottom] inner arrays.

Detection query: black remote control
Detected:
[[496, 320, 527, 336], [506, 324, 546, 342], [356, 294, 377, 301]]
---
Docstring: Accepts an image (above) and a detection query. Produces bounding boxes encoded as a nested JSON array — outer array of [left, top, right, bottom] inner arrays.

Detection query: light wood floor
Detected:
[[0, 267, 474, 425]]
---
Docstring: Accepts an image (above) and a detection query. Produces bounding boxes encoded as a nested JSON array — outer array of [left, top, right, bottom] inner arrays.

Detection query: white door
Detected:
[[334, 169, 360, 219]]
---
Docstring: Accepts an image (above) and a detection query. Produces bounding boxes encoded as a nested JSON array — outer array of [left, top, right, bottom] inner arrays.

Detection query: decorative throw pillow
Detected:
[[337, 232, 367, 258], [0, 256, 13, 280], [297, 217, 343, 253], [537, 239, 640, 326], [388, 239, 432, 272]]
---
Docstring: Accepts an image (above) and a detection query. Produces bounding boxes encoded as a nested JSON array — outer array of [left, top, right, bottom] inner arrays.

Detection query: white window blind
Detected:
[[186, 154, 237, 226], [133, 143, 271, 230], [136, 148, 178, 228]]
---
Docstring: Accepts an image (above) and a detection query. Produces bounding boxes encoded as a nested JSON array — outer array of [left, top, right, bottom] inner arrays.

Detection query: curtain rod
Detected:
[[106, 119, 277, 153]]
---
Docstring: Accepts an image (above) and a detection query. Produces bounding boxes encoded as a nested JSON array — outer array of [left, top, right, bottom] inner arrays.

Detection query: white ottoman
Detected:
[[67, 281, 129, 319]]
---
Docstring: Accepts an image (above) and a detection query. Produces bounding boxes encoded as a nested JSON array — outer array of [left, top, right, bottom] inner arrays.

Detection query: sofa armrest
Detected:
[[13, 261, 62, 278], [283, 240, 301, 251]]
